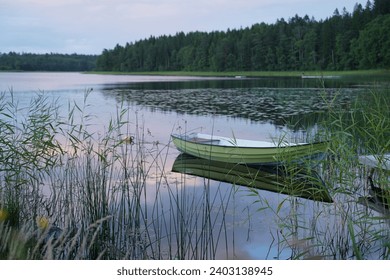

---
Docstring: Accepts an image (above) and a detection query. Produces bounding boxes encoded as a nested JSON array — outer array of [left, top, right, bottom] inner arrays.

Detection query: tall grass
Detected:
[[269, 86, 390, 259], [0, 90, 231, 260], [324, 87, 389, 259]]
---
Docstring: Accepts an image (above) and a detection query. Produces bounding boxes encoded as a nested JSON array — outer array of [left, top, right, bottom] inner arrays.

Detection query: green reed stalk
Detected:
[[256, 86, 389, 260], [0, 89, 243, 260]]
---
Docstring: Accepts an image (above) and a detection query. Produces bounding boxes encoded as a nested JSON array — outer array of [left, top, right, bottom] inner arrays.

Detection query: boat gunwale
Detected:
[[171, 133, 328, 150]]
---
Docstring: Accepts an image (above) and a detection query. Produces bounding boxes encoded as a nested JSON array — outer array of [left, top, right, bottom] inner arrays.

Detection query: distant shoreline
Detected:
[[1, 69, 389, 80], [86, 70, 390, 79]]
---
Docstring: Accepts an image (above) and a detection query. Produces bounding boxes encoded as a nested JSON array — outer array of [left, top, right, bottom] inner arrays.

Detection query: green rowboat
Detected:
[[171, 133, 328, 165]]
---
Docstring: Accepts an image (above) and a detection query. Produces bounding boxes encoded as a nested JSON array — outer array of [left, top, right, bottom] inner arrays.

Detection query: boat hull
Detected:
[[171, 133, 328, 165]]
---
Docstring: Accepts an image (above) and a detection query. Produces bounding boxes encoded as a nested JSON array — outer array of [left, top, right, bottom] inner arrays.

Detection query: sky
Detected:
[[0, 0, 369, 55]]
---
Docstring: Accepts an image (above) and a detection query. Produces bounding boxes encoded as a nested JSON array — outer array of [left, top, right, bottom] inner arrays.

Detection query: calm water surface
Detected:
[[0, 72, 379, 259]]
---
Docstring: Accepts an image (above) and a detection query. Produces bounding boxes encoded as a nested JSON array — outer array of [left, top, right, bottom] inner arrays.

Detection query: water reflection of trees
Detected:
[[103, 87, 361, 129]]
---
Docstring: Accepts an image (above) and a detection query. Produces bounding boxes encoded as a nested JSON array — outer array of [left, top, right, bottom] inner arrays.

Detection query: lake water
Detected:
[[0, 72, 385, 259]]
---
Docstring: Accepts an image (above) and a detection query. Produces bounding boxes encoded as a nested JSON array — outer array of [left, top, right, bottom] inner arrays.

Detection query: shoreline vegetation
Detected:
[[0, 53, 97, 72], [86, 69, 390, 79], [0, 69, 389, 83]]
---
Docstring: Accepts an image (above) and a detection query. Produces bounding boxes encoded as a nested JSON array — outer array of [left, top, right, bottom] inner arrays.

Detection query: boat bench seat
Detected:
[[190, 137, 221, 144]]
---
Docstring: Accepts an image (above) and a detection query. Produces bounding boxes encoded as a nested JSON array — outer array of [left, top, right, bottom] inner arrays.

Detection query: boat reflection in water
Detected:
[[172, 154, 333, 203]]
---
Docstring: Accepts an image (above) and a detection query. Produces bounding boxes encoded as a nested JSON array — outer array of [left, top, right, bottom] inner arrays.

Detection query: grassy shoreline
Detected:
[[86, 69, 390, 78], [1, 69, 388, 79]]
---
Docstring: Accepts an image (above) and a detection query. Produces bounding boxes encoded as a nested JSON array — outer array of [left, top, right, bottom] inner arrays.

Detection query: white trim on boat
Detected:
[[358, 154, 390, 171], [177, 133, 306, 148]]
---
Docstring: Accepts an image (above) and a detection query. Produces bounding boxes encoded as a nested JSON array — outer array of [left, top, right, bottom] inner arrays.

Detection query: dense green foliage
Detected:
[[97, 0, 390, 72], [0, 53, 97, 71]]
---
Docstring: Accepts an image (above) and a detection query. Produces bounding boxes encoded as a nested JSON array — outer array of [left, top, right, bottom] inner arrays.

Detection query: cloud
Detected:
[[0, 0, 368, 54]]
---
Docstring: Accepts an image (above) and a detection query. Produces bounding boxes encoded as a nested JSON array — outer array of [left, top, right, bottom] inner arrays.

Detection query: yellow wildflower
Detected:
[[0, 209, 8, 222], [36, 216, 49, 230]]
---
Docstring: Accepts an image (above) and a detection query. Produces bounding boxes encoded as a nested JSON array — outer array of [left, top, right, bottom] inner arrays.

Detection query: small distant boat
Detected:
[[301, 75, 341, 79], [172, 154, 333, 202], [171, 133, 328, 165]]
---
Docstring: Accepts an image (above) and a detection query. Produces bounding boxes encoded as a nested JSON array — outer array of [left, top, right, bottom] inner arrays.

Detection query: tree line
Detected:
[[96, 0, 390, 72], [0, 53, 97, 71]]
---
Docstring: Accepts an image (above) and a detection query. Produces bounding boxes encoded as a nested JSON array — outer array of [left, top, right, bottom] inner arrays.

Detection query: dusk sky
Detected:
[[1, 0, 369, 55]]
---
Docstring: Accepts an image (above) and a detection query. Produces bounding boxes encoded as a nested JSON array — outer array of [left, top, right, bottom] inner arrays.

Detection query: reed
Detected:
[[0, 89, 231, 260], [268, 86, 390, 259]]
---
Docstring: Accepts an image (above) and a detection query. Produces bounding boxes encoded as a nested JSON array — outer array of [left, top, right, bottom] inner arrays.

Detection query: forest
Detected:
[[0, 53, 97, 71], [96, 0, 390, 72]]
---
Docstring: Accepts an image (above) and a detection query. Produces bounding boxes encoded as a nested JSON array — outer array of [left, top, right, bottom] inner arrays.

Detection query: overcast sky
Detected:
[[0, 0, 369, 55]]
